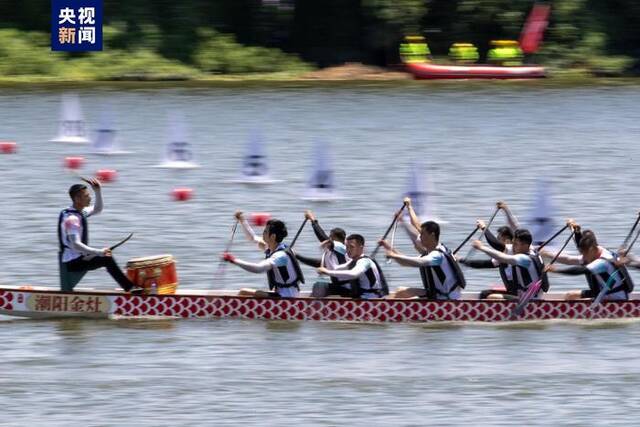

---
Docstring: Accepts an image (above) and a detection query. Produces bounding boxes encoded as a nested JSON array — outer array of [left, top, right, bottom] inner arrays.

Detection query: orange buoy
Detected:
[[64, 156, 84, 169], [0, 141, 17, 154], [172, 187, 193, 201], [96, 169, 117, 183], [250, 212, 272, 226]]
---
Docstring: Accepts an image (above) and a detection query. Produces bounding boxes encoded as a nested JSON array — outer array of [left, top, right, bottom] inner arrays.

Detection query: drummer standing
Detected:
[[58, 179, 140, 293]]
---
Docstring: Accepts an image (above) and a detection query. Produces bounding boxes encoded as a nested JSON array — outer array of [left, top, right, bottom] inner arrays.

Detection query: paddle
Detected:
[[510, 229, 575, 319], [370, 202, 408, 258], [386, 220, 399, 264], [621, 211, 640, 249], [214, 220, 239, 279], [452, 226, 480, 255], [590, 221, 640, 309], [536, 224, 569, 251], [455, 206, 500, 256], [109, 233, 133, 251], [590, 270, 621, 310], [289, 218, 308, 249]]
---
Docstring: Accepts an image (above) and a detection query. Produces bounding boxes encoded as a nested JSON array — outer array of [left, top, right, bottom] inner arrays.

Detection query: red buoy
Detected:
[[172, 187, 193, 201], [0, 141, 17, 154], [96, 169, 117, 183], [250, 212, 272, 226], [64, 156, 84, 169]]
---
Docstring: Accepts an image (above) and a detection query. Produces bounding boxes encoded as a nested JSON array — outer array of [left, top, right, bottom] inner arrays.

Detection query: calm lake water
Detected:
[[1, 82, 640, 425]]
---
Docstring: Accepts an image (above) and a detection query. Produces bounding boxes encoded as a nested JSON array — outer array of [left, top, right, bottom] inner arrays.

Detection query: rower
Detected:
[[472, 228, 548, 300], [381, 221, 466, 300], [295, 210, 352, 297], [458, 221, 517, 298], [457, 200, 522, 298], [545, 223, 634, 301], [223, 218, 305, 298], [317, 234, 387, 299], [58, 180, 141, 293]]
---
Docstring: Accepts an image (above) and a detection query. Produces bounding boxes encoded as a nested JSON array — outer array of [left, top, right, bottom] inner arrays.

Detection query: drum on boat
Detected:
[[126, 254, 178, 295]]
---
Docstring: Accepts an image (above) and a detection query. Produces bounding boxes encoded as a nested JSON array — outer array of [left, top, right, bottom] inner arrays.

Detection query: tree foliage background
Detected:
[[0, 0, 638, 77]]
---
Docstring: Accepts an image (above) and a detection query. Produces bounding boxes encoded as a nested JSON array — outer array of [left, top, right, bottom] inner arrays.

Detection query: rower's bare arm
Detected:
[[404, 197, 421, 233], [497, 201, 519, 230], [236, 211, 266, 248], [472, 241, 518, 265], [319, 263, 364, 280], [546, 252, 582, 265], [400, 221, 423, 250], [389, 253, 425, 268], [232, 258, 273, 274]]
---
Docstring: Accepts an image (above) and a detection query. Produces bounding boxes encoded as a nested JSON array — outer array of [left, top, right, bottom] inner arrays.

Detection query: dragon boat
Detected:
[[1, 285, 638, 322], [405, 62, 546, 80]]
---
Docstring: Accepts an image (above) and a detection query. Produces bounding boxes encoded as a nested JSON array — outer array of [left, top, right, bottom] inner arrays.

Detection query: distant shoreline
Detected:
[[0, 63, 638, 88]]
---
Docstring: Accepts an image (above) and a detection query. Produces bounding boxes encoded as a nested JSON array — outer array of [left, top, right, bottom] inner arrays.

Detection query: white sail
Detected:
[[50, 94, 90, 143], [231, 130, 280, 184], [91, 104, 130, 155], [154, 111, 199, 169], [403, 162, 441, 223], [526, 178, 557, 245], [302, 139, 341, 202]]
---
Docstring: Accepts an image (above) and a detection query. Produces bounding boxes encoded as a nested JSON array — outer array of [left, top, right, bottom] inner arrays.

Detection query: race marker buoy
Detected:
[[96, 169, 117, 183], [172, 187, 193, 202], [64, 156, 85, 169], [0, 141, 17, 154], [250, 212, 271, 226]]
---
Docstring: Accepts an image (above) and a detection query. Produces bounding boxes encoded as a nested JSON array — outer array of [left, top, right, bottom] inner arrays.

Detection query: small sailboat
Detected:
[[403, 162, 443, 223], [302, 139, 341, 202], [154, 111, 199, 169], [526, 178, 557, 245], [91, 105, 131, 155], [50, 94, 90, 144], [230, 130, 281, 184]]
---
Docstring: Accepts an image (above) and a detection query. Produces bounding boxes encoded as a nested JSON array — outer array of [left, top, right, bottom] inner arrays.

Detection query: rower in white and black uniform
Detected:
[[472, 228, 549, 300], [546, 225, 633, 301], [317, 234, 388, 299], [381, 221, 466, 300], [223, 218, 305, 298], [58, 180, 140, 293], [295, 210, 352, 297], [459, 221, 518, 298]]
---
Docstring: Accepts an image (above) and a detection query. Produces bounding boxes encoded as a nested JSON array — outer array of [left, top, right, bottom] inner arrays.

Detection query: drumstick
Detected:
[[109, 233, 133, 251]]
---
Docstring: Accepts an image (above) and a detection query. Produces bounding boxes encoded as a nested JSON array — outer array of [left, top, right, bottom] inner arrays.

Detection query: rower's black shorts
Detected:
[[580, 290, 596, 299]]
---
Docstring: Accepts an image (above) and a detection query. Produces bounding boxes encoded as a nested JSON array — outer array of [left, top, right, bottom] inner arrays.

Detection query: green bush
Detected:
[[193, 29, 312, 74], [0, 29, 62, 75]]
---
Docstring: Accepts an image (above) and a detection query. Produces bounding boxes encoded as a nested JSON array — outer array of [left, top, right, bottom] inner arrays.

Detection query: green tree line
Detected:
[[0, 0, 638, 79]]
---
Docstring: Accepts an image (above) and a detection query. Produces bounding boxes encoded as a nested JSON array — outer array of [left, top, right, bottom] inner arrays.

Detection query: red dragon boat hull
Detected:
[[0, 286, 638, 323], [406, 62, 546, 80]]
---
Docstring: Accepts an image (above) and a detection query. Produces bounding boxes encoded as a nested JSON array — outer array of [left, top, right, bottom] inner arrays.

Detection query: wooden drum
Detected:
[[126, 254, 178, 295]]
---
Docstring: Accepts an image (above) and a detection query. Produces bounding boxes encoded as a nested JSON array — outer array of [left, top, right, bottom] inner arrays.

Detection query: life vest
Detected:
[[266, 246, 305, 291], [585, 253, 634, 295], [57, 208, 88, 256], [327, 242, 349, 287], [419, 245, 466, 299], [512, 252, 549, 293], [498, 264, 518, 295], [346, 255, 388, 298]]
